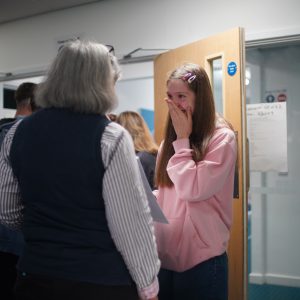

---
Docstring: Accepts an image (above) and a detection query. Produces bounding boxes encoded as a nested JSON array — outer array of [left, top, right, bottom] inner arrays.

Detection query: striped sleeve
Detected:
[[0, 121, 24, 229], [101, 122, 160, 298]]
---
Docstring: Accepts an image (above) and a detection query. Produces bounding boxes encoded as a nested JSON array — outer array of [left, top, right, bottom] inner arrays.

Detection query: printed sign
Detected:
[[265, 94, 275, 103], [264, 89, 287, 103], [227, 61, 237, 76]]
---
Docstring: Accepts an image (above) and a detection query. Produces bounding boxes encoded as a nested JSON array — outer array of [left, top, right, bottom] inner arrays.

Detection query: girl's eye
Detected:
[[179, 94, 186, 99]]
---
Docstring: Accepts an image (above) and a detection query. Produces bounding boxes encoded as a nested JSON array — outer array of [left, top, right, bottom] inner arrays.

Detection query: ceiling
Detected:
[[0, 0, 103, 25]]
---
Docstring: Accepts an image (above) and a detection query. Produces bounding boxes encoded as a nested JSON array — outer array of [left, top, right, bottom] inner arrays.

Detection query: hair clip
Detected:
[[182, 72, 196, 83], [187, 75, 196, 83]]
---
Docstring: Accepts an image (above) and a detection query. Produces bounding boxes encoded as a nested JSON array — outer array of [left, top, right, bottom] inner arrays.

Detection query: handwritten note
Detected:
[[247, 102, 288, 172]]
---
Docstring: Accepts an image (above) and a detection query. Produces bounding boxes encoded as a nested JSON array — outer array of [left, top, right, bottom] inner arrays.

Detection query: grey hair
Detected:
[[35, 40, 120, 114], [110, 53, 121, 83]]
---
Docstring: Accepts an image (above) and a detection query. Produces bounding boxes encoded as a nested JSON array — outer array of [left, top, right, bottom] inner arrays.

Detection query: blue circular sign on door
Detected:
[[227, 61, 237, 76]]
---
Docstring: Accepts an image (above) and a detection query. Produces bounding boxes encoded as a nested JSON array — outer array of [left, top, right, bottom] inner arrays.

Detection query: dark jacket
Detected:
[[137, 151, 157, 190]]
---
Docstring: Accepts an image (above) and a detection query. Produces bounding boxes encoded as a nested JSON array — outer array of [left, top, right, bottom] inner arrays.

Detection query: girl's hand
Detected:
[[165, 98, 192, 139]]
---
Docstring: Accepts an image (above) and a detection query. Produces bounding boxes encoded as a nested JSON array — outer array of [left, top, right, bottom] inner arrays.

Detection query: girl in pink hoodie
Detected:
[[154, 63, 237, 300]]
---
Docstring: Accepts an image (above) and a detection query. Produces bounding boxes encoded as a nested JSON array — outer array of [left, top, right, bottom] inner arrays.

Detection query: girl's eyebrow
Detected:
[[167, 91, 188, 94]]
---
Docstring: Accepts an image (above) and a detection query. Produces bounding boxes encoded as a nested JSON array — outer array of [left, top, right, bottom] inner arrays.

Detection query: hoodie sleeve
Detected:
[[167, 128, 237, 201]]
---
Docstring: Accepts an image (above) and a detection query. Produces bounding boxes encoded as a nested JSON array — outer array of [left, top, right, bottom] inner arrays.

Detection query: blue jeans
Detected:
[[158, 252, 228, 300]]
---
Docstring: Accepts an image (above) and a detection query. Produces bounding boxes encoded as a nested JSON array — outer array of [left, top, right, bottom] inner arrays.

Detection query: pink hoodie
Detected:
[[154, 125, 237, 272]]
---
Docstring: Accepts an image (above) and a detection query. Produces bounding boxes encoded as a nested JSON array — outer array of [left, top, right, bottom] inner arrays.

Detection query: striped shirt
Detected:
[[0, 120, 160, 299]]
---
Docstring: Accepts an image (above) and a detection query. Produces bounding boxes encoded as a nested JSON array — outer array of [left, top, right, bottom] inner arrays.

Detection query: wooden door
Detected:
[[154, 27, 247, 300]]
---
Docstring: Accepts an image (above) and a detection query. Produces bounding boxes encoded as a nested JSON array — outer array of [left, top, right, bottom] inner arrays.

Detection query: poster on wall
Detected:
[[246, 102, 288, 172], [264, 89, 287, 103]]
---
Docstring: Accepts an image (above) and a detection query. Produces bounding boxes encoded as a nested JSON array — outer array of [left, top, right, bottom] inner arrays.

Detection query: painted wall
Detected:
[[0, 0, 300, 74], [0, 61, 154, 118], [1, 0, 299, 120]]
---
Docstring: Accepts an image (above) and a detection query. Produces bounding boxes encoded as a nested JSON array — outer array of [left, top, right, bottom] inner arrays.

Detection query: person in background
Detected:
[[0, 82, 37, 300], [116, 111, 158, 190], [0, 41, 160, 300], [154, 63, 237, 300], [0, 82, 37, 138], [0, 82, 37, 127]]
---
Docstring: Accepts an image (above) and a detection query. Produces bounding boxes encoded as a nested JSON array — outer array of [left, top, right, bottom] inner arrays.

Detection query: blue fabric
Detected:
[[0, 226, 24, 256], [158, 253, 228, 300], [10, 108, 133, 285], [0, 116, 25, 256]]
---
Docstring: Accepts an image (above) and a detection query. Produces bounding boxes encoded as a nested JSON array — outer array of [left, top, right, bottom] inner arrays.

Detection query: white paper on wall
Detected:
[[246, 102, 288, 172]]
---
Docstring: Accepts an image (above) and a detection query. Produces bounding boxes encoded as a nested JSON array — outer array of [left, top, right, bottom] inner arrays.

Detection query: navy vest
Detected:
[[10, 108, 133, 285]]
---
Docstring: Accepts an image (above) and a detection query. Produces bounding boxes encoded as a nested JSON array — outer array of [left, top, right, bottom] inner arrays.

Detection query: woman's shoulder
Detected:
[[137, 151, 157, 163], [104, 121, 129, 139], [101, 121, 136, 167], [137, 151, 156, 158], [101, 121, 133, 151]]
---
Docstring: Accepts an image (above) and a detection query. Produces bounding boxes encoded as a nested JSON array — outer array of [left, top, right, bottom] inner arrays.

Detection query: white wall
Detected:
[[1, 0, 299, 117], [0, 62, 155, 118], [0, 0, 300, 74]]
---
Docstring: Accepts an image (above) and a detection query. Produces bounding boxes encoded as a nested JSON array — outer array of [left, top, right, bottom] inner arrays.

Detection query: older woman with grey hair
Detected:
[[0, 41, 160, 300]]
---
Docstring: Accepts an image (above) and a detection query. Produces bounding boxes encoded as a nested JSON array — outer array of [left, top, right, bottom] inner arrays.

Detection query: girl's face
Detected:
[[166, 79, 196, 113]]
